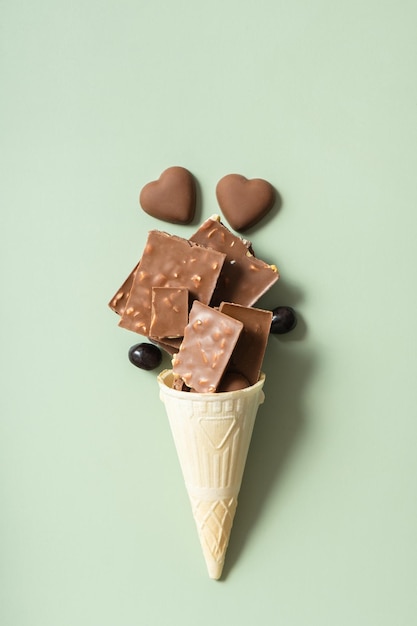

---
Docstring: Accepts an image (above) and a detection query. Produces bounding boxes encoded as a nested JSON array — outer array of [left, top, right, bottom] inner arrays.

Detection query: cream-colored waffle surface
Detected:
[[158, 369, 265, 579]]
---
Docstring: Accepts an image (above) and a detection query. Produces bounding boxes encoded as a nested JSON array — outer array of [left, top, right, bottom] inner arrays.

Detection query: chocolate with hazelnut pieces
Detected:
[[118, 230, 226, 337], [150, 287, 189, 339], [108, 261, 140, 315], [189, 215, 279, 307], [172, 301, 243, 393]]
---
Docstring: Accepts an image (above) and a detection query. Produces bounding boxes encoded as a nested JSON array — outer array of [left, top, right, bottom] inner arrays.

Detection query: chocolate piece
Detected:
[[108, 261, 139, 315], [216, 174, 275, 232], [172, 376, 190, 392], [119, 231, 226, 336], [219, 302, 272, 385], [152, 337, 182, 355], [271, 305, 297, 334], [139, 166, 196, 225], [189, 216, 279, 307], [150, 287, 189, 338], [172, 301, 243, 393], [217, 372, 250, 392], [128, 342, 162, 370]]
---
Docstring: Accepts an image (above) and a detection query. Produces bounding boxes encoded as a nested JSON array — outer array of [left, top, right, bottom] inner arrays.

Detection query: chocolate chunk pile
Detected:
[[109, 215, 278, 392]]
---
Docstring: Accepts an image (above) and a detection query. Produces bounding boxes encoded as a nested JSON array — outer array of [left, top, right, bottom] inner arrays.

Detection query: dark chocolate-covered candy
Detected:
[[128, 342, 162, 370], [270, 306, 297, 334], [216, 174, 275, 232], [139, 166, 196, 224]]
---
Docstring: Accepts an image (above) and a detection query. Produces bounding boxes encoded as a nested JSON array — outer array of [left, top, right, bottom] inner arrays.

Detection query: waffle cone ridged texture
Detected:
[[158, 369, 265, 579]]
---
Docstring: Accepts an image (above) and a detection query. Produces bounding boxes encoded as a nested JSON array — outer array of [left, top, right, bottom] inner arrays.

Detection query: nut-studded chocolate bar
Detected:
[[189, 215, 279, 307], [150, 287, 189, 339], [119, 231, 226, 337], [172, 301, 243, 393]]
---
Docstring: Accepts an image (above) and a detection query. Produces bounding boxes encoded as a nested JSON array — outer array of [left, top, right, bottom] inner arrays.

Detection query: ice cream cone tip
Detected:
[[207, 560, 224, 580]]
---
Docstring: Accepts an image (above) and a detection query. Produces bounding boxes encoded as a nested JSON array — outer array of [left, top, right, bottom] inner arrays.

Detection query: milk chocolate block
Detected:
[[172, 301, 243, 393], [119, 231, 226, 336], [152, 338, 182, 356], [189, 216, 279, 307], [219, 302, 272, 385], [108, 261, 139, 315], [150, 287, 189, 338], [217, 371, 251, 392]]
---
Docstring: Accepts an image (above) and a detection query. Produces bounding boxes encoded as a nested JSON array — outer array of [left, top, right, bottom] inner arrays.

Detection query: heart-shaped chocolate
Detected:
[[140, 166, 196, 225], [216, 174, 275, 232]]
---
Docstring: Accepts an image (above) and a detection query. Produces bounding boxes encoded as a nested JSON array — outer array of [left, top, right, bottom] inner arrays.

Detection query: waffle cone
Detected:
[[158, 369, 265, 579]]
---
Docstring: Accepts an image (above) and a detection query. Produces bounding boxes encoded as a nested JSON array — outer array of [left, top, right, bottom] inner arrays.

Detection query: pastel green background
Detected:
[[1, 1, 416, 625]]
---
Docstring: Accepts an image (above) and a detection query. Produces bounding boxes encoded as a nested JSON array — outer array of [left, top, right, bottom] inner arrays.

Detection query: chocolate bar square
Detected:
[[108, 261, 139, 315], [189, 216, 279, 307], [172, 301, 243, 393], [119, 231, 226, 336], [150, 287, 189, 339], [219, 302, 272, 385]]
